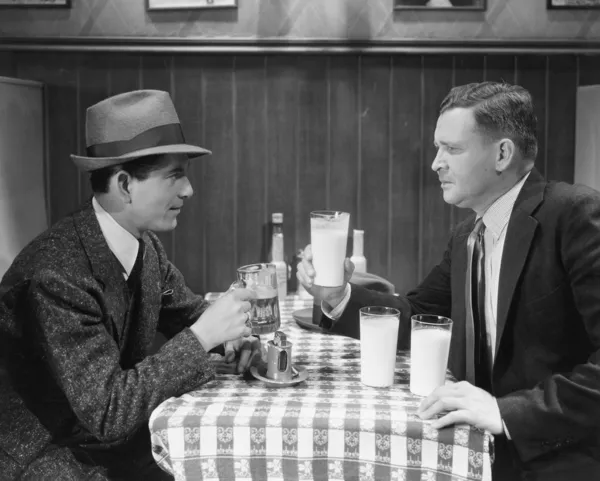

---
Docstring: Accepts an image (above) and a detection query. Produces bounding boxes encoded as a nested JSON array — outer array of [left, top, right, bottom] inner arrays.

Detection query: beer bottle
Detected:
[[270, 213, 288, 300]]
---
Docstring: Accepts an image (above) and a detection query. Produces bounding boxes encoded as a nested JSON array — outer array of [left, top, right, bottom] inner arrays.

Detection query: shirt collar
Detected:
[[92, 196, 140, 277], [481, 171, 531, 239]]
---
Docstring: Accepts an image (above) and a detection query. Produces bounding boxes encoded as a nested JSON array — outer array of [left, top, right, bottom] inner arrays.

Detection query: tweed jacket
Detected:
[[328, 169, 600, 479], [0, 199, 215, 455], [0, 371, 108, 480]]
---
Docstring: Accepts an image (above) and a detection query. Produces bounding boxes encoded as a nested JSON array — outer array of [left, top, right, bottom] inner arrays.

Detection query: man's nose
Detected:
[[180, 176, 194, 199], [431, 150, 445, 173]]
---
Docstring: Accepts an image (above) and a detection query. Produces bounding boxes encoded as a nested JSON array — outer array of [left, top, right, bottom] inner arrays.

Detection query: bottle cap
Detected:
[[272, 213, 283, 224]]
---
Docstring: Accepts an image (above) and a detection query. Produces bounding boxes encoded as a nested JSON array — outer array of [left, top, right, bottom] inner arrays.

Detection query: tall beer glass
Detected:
[[310, 211, 350, 287]]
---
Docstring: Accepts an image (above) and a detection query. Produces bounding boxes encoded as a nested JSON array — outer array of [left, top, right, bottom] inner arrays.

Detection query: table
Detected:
[[150, 295, 493, 481]]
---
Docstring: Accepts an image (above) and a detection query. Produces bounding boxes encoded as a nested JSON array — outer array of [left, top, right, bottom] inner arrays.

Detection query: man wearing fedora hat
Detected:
[[0, 89, 260, 480]]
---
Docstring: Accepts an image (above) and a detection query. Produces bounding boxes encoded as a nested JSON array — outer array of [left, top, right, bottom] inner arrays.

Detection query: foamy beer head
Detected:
[[310, 211, 350, 287], [236, 263, 281, 335]]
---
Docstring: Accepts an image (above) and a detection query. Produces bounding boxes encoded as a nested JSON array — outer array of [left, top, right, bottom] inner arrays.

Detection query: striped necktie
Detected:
[[465, 218, 492, 391]]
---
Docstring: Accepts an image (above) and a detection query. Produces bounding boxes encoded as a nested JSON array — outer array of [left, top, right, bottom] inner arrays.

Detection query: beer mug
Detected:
[[232, 263, 281, 335]]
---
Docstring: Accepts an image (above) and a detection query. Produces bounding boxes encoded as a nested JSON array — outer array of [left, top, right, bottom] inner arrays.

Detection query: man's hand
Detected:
[[222, 336, 263, 374], [297, 244, 354, 309], [191, 288, 255, 352], [417, 381, 504, 434]]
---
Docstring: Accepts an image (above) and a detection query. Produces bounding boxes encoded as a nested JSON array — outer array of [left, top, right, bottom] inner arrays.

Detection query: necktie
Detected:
[[127, 239, 145, 291], [465, 219, 492, 391]]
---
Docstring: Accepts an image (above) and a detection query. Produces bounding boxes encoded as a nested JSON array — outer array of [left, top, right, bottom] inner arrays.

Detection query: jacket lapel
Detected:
[[72, 199, 130, 344], [495, 169, 545, 358]]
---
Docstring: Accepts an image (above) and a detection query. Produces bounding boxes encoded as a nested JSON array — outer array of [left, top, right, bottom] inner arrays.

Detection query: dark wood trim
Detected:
[[547, 0, 600, 10], [0, 0, 70, 8], [1, 36, 600, 54], [393, 0, 486, 11], [146, 0, 237, 11]]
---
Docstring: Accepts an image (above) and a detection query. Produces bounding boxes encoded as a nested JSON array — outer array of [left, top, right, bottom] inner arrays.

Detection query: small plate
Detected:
[[249, 364, 308, 388], [292, 308, 324, 333]]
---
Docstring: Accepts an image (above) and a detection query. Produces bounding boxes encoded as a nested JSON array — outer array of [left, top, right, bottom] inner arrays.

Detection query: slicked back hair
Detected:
[[89, 154, 169, 194], [439, 81, 538, 162]]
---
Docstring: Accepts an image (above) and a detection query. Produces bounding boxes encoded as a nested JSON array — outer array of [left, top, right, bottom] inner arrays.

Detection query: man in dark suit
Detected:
[[0, 89, 259, 480], [298, 81, 600, 480]]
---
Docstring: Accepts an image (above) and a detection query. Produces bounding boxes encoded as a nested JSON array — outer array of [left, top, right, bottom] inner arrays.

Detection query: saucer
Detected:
[[292, 308, 324, 333], [249, 364, 308, 388]]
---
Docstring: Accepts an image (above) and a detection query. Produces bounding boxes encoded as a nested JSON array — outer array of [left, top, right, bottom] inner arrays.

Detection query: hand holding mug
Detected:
[[296, 244, 354, 310], [191, 288, 255, 352]]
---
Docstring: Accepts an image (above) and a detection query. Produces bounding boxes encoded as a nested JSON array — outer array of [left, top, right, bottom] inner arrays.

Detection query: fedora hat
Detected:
[[71, 89, 211, 172]]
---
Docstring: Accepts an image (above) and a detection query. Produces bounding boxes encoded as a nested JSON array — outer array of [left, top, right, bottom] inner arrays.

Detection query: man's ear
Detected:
[[116, 171, 132, 203], [495, 138, 516, 174]]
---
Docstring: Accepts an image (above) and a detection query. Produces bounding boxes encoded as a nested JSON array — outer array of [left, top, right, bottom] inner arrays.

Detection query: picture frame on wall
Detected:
[[547, 0, 600, 9], [394, 0, 486, 10], [0, 0, 70, 6], [147, 0, 237, 10]]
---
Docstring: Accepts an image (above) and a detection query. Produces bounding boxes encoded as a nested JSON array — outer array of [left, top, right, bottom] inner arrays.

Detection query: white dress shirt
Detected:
[[480, 172, 529, 364], [92, 197, 140, 280]]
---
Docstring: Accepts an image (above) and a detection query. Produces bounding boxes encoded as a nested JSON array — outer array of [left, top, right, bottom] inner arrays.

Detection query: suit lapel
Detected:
[[495, 169, 545, 358], [72, 199, 130, 344]]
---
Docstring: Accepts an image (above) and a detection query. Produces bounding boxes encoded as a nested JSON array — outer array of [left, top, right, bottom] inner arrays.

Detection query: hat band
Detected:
[[86, 123, 185, 158]]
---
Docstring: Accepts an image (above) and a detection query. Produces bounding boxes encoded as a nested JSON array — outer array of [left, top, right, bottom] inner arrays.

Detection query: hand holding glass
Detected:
[[310, 211, 350, 287]]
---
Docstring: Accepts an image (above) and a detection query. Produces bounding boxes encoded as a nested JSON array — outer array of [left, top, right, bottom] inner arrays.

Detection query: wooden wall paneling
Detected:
[[358, 56, 392, 280], [235, 56, 268, 268], [390, 55, 422, 294], [546, 55, 577, 183], [172, 54, 207, 294], [77, 53, 111, 204], [140, 54, 175, 259], [484, 55, 516, 84], [0, 51, 15, 77], [202, 57, 237, 292], [578, 55, 600, 86], [295, 56, 329, 262], [454, 55, 485, 85], [265, 56, 298, 276], [16, 52, 79, 225], [421, 56, 454, 279], [328, 56, 360, 230], [452, 55, 485, 226], [108, 54, 141, 96], [516, 55, 548, 178]]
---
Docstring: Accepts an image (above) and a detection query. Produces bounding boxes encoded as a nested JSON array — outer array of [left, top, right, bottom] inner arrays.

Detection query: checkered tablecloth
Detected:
[[150, 295, 493, 481]]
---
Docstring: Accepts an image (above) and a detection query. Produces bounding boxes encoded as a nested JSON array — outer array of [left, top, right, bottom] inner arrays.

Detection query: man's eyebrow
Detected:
[[168, 166, 185, 175], [435, 140, 460, 147]]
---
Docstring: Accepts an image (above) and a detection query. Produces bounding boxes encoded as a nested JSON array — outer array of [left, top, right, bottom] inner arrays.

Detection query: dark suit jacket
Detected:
[[329, 169, 600, 480], [0, 200, 215, 475]]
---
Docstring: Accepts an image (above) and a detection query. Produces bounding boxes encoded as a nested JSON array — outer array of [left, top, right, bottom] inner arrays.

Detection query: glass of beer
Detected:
[[409, 314, 453, 396], [310, 210, 350, 287], [235, 263, 281, 335], [360, 306, 400, 387]]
